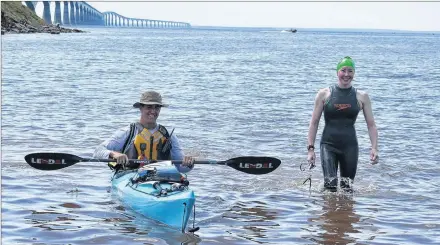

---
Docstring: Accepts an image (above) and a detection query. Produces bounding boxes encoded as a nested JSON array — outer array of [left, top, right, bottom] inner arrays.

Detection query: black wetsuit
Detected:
[[321, 85, 360, 190]]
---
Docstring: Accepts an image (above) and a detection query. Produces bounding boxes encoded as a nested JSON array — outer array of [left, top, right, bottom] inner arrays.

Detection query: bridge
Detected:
[[24, 1, 191, 28], [103, 11, 190, 29]]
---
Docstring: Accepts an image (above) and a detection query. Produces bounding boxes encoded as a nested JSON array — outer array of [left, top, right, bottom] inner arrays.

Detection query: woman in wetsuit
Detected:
[[306, 57, 379, 191]]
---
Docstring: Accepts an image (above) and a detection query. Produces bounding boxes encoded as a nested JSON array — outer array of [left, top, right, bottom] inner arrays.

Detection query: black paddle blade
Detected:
[[24, 153, 83, 170], [224, 156, 281, 175]]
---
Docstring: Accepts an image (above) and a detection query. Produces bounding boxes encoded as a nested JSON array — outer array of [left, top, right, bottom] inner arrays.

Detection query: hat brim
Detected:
[[133, 102, 169, 108]]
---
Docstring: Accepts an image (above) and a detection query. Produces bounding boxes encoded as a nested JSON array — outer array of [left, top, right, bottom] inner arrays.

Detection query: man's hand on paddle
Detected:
[[111, 152, 129, 165], [182, 155, 195, 167]]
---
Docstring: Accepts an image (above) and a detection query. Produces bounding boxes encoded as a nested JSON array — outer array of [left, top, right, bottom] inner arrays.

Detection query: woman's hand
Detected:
[[307, 150, 316, 169], [370, 148, 379, 165]]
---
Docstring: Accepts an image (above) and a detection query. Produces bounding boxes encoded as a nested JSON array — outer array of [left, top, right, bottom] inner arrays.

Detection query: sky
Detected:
[[32, 1, 440, 32]]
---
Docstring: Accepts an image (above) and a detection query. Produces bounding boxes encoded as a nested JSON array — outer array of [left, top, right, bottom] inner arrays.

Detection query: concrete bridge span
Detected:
[[103, 11, 191, 29], [23, 1, 191, 29]]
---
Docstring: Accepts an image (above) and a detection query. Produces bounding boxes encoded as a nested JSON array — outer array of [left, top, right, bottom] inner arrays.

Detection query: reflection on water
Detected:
[[311, 194, 360, 245], [26, 209, 80, 231], [23, 205, 201, 245], [222, 200, 279, 243]]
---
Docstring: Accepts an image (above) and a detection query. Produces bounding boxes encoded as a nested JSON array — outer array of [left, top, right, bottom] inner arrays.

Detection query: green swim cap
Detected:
[[337, 56, 355, 71]]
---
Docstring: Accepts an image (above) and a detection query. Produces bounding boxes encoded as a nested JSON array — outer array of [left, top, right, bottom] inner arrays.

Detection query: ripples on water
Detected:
[[2, 28, 440, 244]]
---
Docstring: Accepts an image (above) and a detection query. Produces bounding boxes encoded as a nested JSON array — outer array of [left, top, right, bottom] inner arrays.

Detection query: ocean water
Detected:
[[2, 27, 440, 245]]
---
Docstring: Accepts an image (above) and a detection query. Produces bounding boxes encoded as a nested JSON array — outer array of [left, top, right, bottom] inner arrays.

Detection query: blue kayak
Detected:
[[111, 161, 195, 232]]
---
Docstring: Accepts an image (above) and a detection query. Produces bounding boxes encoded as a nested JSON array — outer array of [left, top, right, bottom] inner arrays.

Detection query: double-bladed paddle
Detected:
[[24, 152, 281, 175]]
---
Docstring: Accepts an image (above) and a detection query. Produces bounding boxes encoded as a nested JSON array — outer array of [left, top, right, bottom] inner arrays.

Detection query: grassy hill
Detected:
[[1, 1, 45, 27]]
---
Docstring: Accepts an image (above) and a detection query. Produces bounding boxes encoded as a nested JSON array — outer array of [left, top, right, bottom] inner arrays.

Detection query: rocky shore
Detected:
[[1, 1, 85, 35]]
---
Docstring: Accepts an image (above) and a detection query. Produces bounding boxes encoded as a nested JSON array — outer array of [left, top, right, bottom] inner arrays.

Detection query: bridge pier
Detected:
[[63, 2, 70, 25], [84, 8, 87, 23], [69, 2, 75, 25], [75, 3, 80, 25], [54, 1, 62, 24], [81, 7, 85, 23], [42, 1, 51, 24]]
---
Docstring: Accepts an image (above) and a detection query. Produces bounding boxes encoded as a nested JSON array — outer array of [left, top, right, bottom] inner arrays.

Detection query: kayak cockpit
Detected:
[[128, 180, 190, 197]]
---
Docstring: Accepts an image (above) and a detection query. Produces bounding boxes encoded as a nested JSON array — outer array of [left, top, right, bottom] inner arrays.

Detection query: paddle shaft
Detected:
[[67, 158, 219, 165]]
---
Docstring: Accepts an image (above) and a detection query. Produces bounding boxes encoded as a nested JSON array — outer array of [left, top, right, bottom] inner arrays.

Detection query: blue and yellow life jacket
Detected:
[[109, 123, 172, 171], [133, 124, 171, 161]]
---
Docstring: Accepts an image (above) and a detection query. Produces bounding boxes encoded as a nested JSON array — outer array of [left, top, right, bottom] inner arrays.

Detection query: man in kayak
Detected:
[[306, 57, 379, 192], [93, 91, 194, 171]]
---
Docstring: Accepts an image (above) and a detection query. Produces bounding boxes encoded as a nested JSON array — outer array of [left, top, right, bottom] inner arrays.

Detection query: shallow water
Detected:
[[2, 27, 440, 244]]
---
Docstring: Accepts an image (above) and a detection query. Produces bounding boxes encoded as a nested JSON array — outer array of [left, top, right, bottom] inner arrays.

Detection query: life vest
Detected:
[[108, 123, 172, 172], [133, 124, 171, 161]]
